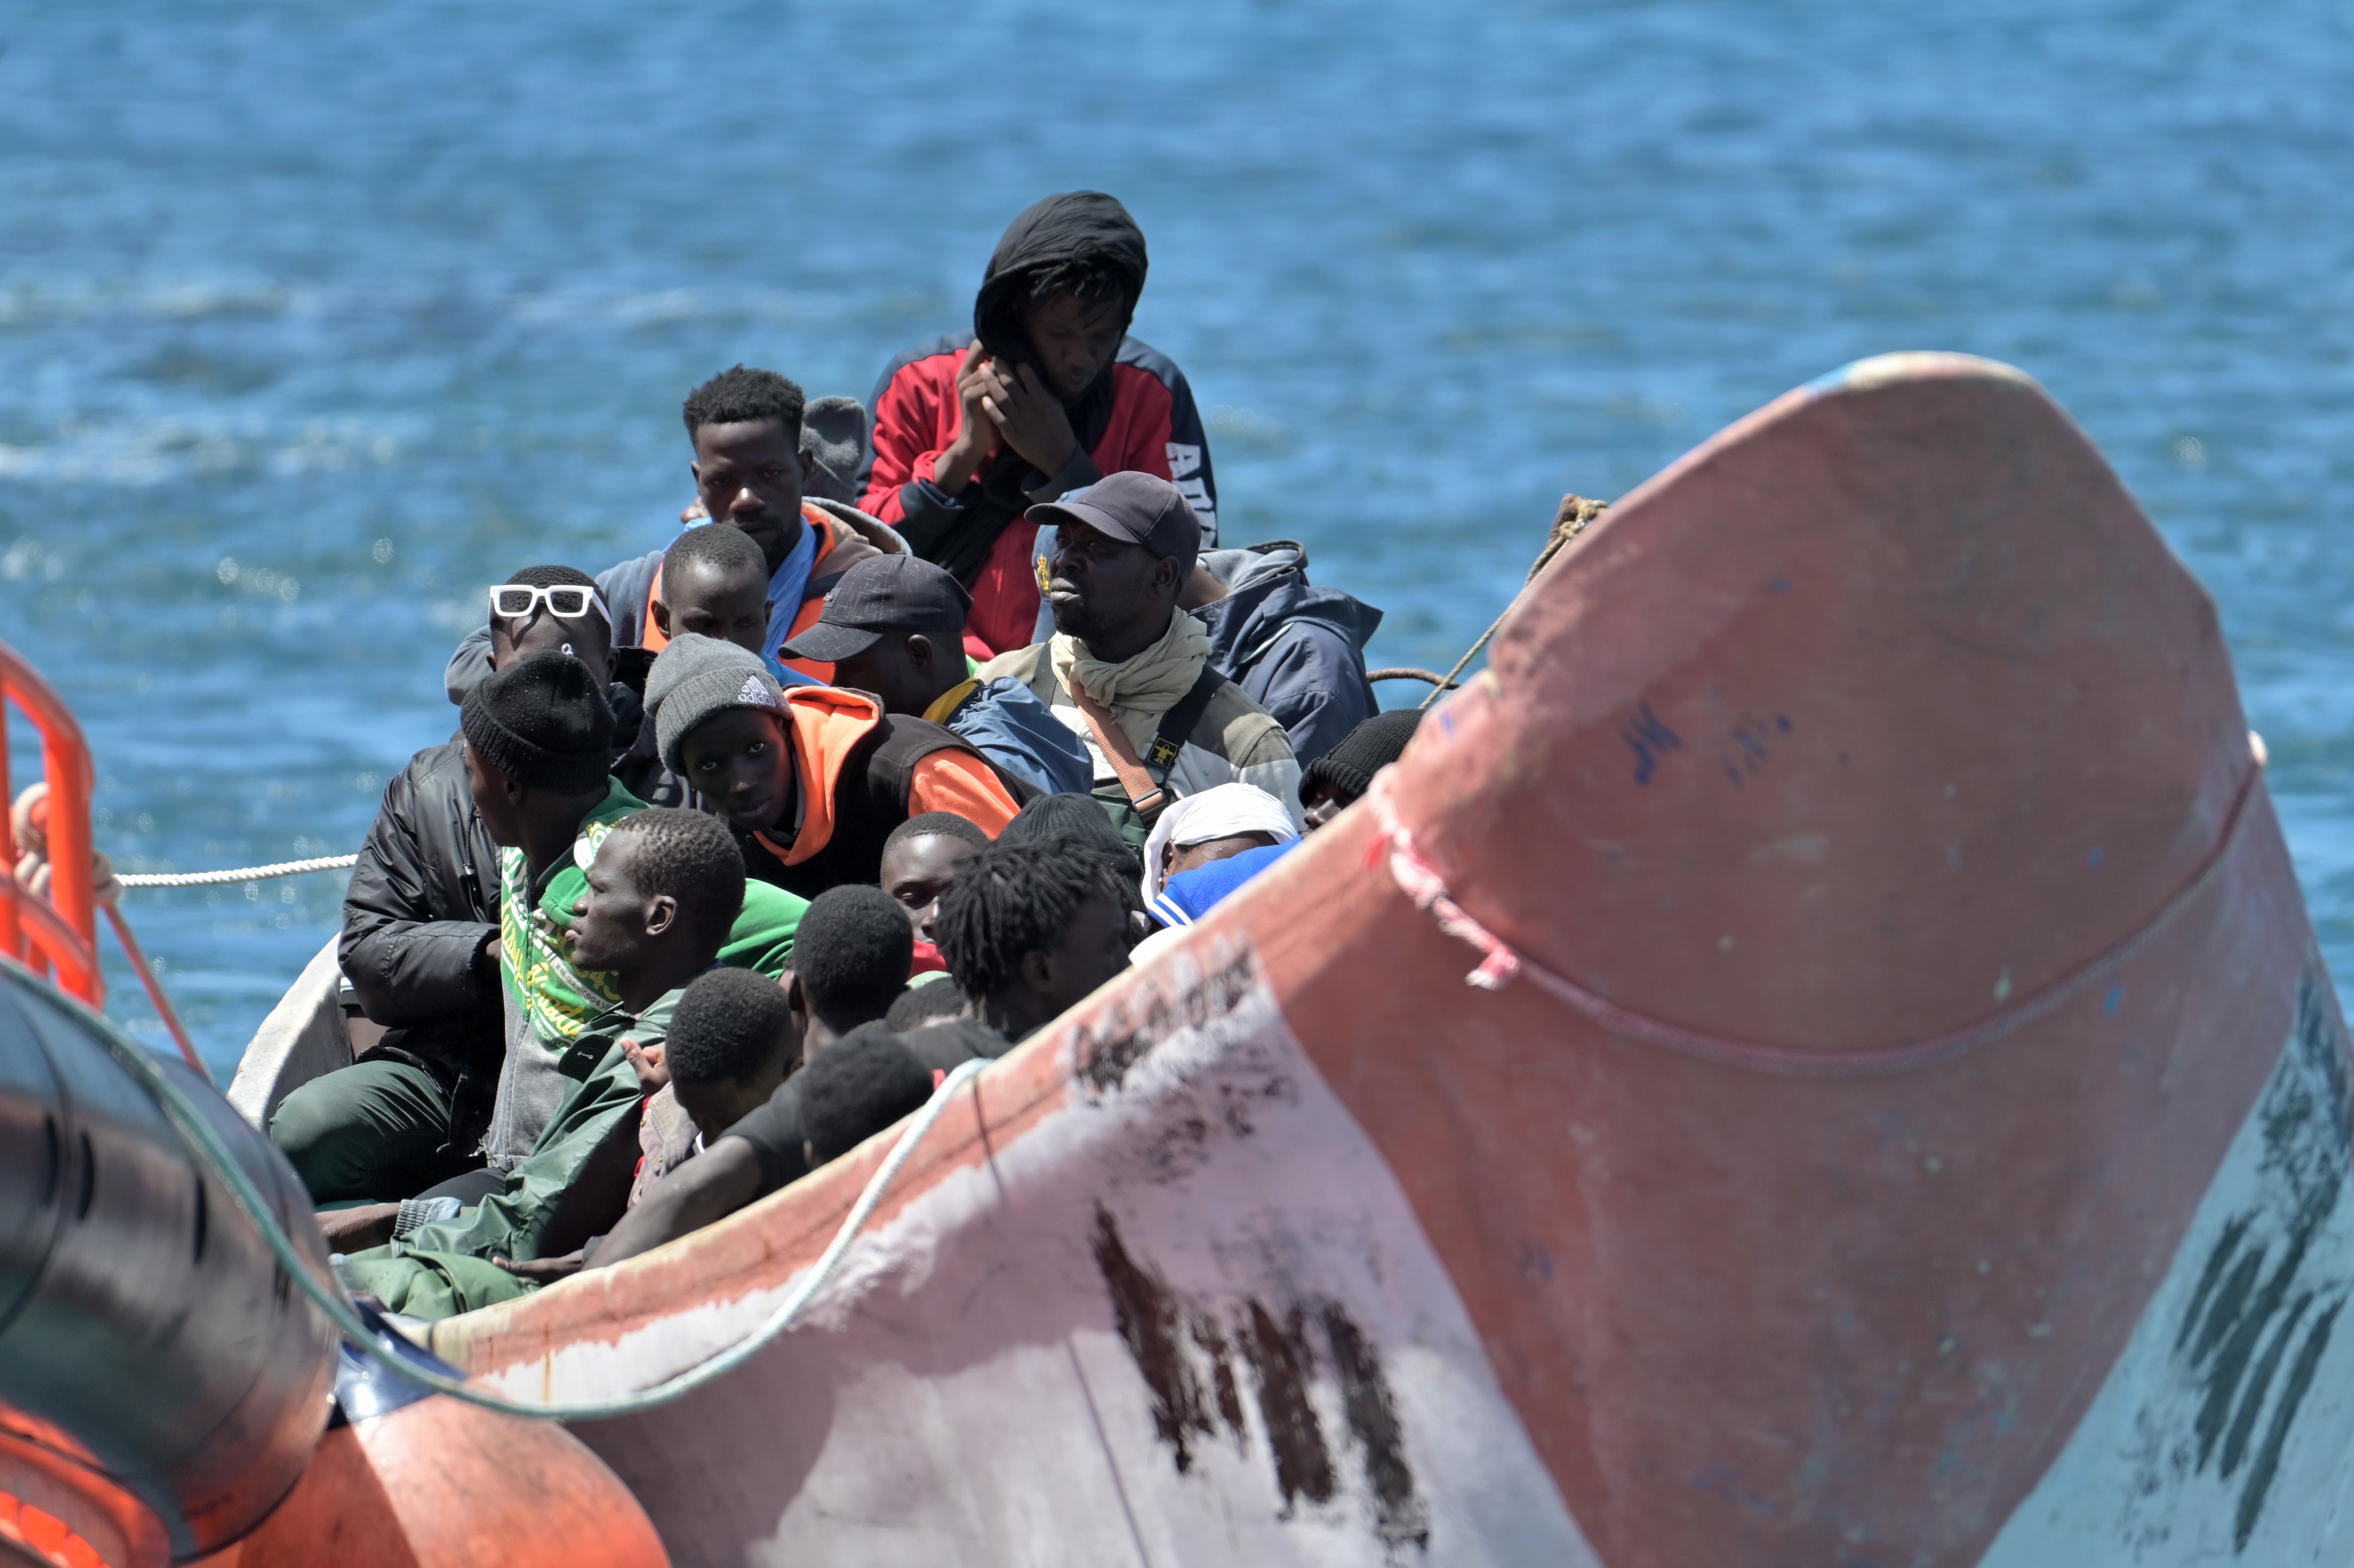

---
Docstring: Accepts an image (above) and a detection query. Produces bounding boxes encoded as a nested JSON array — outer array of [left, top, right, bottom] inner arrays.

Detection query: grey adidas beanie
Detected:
[[647, 633, 789, 772]]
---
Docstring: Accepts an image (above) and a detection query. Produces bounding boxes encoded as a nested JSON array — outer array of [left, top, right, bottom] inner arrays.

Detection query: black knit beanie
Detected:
[[1299, 708, 1424, 807], [461, 648, 615, 794]]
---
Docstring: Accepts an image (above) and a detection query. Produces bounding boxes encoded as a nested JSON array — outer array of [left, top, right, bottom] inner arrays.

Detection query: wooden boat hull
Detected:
[[412, 353, 2352, 1565]]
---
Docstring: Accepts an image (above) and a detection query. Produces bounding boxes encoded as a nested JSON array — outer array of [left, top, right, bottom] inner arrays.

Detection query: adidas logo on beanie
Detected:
[[645, 634, 790, 773]]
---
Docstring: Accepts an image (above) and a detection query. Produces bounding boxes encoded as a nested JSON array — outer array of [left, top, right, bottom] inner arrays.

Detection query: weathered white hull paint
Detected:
[[482, 947, 1599, 1567], [1980, 962, 2354, 1565]]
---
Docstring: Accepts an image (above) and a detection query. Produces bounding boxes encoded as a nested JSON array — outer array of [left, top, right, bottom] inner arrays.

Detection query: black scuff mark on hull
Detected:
[[2174, 1214, 2253, 1355], [1092, 1205, 1216, 1473], [1133, 1112, 1216, 1187], [2187, 1238, 2265, 1372], [2236, 1299, 2340, 1550], [1078, 949, 1259, 1092], [2161, 958, 2354, 1553], [1244, 1299, 1338, 1513], [2217, 1291, 2312, 1479], [1089, 1210, 1432, 1554], [2189, 1226, 2319, 1473], [1320, 1302, 1433, 1553], [1192, 1316, 1249, 1442]]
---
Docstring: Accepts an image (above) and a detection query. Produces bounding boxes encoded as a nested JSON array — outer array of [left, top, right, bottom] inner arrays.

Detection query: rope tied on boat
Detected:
[[116, 854, 359, 889], [1416, 493, 1608, 711], [1362, 788, 1522, 993], [82, 990, 988, 1420], [11, 781, 208, 1075], [1364, 762, 2265, 1079]]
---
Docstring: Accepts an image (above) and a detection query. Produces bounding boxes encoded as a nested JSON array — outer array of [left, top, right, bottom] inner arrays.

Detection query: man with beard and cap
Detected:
[[858, 192, 1218, 659], [783, 552, 1094, 798], [979, 471, 1302, 851]]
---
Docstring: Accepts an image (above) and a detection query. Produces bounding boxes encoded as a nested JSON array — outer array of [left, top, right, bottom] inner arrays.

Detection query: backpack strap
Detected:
[[1068, 686, 1171, 819], [1145, 667, 1226, 774], [1070, 666, 1226, 823]]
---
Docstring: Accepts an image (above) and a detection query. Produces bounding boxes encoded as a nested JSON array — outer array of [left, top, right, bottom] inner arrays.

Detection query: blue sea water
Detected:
[[2, 1, 2350, 1074]]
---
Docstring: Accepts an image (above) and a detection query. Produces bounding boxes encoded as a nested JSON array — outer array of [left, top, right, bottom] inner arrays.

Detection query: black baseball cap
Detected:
[[780, 553, 973, 664], [1028, 470, 1201, 561]]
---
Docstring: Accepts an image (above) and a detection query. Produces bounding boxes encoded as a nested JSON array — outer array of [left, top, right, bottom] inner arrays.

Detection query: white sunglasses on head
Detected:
[[489, 584, 611, 624]]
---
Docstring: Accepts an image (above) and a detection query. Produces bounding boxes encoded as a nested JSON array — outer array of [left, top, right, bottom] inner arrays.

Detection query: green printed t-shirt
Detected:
[[499, 777, 645, 1045], [500, 779, 809, 1046]]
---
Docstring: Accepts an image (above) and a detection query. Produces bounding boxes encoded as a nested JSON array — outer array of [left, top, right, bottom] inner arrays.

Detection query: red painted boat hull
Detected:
[[435, 354, 2354, 1566]]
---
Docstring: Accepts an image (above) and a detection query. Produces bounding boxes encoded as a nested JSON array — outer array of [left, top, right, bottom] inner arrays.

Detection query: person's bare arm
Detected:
[[319, 1202, 400, 1252], [495, 1249, 584, 1283], [585, 1138, 763, 1270]]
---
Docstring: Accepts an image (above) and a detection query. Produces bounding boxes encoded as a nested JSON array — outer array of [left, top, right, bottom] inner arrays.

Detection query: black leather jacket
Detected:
[[339, 738, 503, 1153]]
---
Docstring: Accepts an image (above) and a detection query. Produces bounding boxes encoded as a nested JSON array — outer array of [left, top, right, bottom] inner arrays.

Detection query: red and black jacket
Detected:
[[857, 192, 1219, 658], [859, 333, 1217, 658]]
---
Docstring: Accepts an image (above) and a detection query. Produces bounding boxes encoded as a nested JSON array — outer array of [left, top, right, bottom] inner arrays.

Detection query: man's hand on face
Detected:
[[932, 341, 1001, 494], [978, 360, 1079, 477]]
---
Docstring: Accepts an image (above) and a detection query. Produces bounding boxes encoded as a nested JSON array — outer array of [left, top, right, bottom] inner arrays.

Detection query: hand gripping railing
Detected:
[[0, 638, 100, 1009], [0, 638, 207, 1076]]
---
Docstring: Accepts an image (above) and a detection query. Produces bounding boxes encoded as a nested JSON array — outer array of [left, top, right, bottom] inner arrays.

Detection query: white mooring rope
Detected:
[[116, 853, 359, 889]]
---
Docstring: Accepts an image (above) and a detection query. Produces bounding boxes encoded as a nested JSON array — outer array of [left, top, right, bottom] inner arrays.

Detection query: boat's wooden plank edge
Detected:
[[225, 936, 347, 1130]]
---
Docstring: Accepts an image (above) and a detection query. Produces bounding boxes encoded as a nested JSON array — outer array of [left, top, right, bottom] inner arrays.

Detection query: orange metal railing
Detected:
[[1, 638, 206, 1077], [0, 638, 101, 1008]]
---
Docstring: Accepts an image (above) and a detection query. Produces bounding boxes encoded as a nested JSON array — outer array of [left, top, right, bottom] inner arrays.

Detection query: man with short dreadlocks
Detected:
[[929, 835, 1134, 1047], [584, 836, 1134, 1273], [858, 192, 1220, 658]]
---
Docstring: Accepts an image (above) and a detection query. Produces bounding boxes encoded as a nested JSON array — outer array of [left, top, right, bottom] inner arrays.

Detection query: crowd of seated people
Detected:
[[303, 190, 1422, 1322]]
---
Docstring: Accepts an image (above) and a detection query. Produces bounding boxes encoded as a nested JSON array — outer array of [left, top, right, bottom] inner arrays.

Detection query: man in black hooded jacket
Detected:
[[272, 566, 622, 1202], [858, 190, 1218, 659]]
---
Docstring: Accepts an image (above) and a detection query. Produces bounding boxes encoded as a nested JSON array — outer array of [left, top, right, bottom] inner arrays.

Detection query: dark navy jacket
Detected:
[[1190, 541, 1383, 767], [938, 676, 1095, 798]]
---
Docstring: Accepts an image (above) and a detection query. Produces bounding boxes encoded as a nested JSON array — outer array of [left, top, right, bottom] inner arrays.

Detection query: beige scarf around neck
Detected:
[[1050, 611, 1214, 752]]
